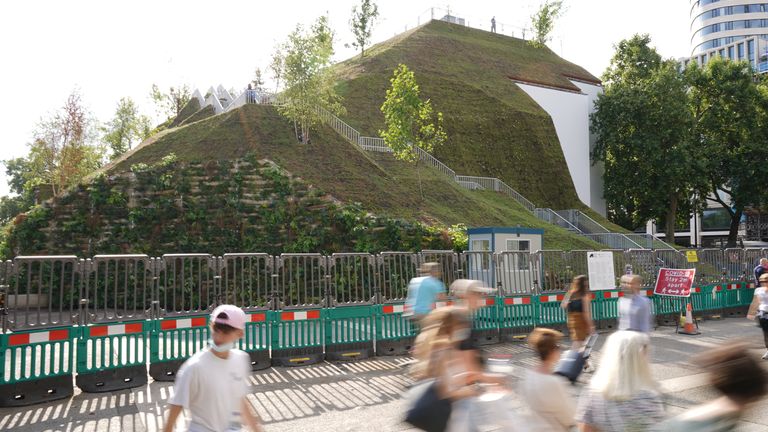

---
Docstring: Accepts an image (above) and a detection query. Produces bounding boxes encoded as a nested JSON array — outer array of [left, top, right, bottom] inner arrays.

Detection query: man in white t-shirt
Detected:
[[163, 304, 262, 432]]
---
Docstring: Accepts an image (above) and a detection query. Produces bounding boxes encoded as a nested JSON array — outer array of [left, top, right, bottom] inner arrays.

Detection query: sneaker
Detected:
[[762, 350, 768, 360]]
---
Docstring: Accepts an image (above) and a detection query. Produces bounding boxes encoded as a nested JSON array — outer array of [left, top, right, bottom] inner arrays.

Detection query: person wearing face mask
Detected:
[[163, 305, 263, 432]]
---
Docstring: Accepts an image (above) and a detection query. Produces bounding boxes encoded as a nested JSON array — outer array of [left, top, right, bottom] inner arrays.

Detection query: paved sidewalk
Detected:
[[3, 318, 768, 431]]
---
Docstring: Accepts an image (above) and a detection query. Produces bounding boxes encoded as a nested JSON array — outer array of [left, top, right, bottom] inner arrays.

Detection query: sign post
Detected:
[[654, 268, 700, 335]]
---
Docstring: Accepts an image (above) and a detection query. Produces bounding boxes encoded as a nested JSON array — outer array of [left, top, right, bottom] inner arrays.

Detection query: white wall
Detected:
[[515, 81, 606, 216], [571, 80, 607, 216]]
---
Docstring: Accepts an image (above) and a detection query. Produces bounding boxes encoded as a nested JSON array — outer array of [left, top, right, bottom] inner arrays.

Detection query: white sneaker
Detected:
[[762, 350, 768, 360]]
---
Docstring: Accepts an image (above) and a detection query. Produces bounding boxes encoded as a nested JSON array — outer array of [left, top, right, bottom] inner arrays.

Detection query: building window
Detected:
[[739, 43, 745, 59], [728, 45, 735, 59], [719, 48, 726, 57], [505, 239, 531, 270], [749, 39, 755, 62]]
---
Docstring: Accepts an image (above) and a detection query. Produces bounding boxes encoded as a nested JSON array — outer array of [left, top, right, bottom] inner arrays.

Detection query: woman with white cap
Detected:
[[163, 304, 263, 432]]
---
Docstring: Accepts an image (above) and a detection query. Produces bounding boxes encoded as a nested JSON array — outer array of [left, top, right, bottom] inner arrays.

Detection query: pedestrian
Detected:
[[163, 304, 262, 432], [246, 83, 254, 103], [491, 16, 496, 33], [654, 342, 768, 431], [618, 274, 653, 333], [747, 272, 768, 359], [450, 279, 497, 371], [576, 330, 664, 432], [410, 306, 512, 432], [518, 328, 576, 431], [405, 262, 446, 325], [754, 258, 768, 285], [562, 275, 596, 349]]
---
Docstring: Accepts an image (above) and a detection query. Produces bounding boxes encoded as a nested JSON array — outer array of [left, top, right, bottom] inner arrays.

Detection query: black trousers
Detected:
[[759, 317, 768, 349]]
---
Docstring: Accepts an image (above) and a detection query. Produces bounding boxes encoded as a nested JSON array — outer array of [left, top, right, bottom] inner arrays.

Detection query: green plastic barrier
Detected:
[[76, 320, 149, 392], [537, 293, 567, 328], [239, 311, 271, 370], [324, 305, 375, 361], [375, 302, 417, 356], [149, 315, 210, 381], [469, 297, 500, 345], [271, 309, 324, 366], [0, 326, 76, 407], [498, 295, 536, 338]]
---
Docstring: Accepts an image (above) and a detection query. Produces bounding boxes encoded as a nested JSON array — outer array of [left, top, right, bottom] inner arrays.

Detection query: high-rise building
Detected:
[[688, 0, 768, 72]]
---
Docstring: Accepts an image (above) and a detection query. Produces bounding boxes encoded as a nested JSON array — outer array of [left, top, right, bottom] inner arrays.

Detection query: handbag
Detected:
[[404, 379, 452, 432]]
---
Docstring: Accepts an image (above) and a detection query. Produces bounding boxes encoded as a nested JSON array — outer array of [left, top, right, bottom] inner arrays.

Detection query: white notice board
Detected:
[[587, 251, 616, 291]]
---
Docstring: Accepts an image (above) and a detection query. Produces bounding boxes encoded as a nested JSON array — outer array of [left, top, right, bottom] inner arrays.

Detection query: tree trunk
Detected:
[[727, 207, 743, 247], [665, 192, 679, 246], [416, 159, 424, 200]]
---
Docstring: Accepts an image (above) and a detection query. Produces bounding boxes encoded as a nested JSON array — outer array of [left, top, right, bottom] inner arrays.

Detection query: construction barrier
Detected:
[[1, 249, 767, 407], [0, 326, 76, 407]]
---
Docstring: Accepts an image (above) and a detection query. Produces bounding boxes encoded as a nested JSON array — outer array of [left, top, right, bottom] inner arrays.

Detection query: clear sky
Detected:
[[0, 0, 691, 196]]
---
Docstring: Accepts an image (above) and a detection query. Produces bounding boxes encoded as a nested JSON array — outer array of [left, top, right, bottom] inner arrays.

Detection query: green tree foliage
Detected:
[[591, 35, 702, 241], [530, 0, 565, 47], [274, 16, 344, 144], [102, 97, 152, 160], [349, 0, 379, 58], [379, 64, 447, 198], [687, 58, 768, 245], [149, 84, 191, 120]]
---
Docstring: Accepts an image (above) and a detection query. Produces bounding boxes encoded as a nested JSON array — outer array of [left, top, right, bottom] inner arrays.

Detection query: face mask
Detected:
[[209, 339, 235, 353], [452, 328, 471, 343]]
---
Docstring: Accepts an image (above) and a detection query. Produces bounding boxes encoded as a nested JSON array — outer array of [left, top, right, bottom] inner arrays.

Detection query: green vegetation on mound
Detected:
[[111, 104, 601, 251], [333, 20, 600, 210], [170, 97, 201, 127], [179, 104, 215, 126]]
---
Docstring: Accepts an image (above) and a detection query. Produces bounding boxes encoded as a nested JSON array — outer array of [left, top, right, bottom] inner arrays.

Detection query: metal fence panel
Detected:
[[378, 252, 418, 302], [537, 251, 588, 292], [156, 254, 218, 317], [219, 253, 274, 310], [461, 251, 495, 290], [418, 250, 461, 288], [329, 253, 376, 305], [495, 251, 536, 295], [625, 250, 658, 289], [6, 256, 82, 330], [275, 254, 327, 308], [83, 255, 154, 324], [696, 249, 725, 285]]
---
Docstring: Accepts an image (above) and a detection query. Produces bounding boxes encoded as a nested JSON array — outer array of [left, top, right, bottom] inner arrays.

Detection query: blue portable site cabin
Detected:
[[467, 227, 544, 291]]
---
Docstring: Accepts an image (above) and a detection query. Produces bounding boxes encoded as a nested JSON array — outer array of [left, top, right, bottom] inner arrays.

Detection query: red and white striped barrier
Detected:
[[713, 285, 723, 292], [160, 317, 208, 330], [691, 287, 701, 294], [603, 291, 624, 299], [748, 283, 756, 289], [539, 294, 564, 303], [89, 323, 143, 337], [504, 297, 531, 305], [641, 290, 653, 296], [727, 283, 740, 290], [280, 310, 320, 321], [382, 304, 405, 314], [8, 329, 70, 346]]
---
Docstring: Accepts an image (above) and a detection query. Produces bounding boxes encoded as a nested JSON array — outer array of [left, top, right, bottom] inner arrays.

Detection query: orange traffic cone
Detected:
[[677, 302, 700, 335]]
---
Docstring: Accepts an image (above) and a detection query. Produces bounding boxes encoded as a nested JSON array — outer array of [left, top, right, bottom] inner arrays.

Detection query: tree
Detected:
[[0, 158, 36, 225], [591, 36, 702, 242], [687, 58, 768, 246], [275, 16, 344, 144], [379, 64, 447, 199], [102, 97, 152, 160], [150, 84, 191, 120], [251, 67, 265, 91], [269, 47, 285, 93], [27, 91, 105, 197], [349, 0, 379, 58], [530, 0, 565, 47]]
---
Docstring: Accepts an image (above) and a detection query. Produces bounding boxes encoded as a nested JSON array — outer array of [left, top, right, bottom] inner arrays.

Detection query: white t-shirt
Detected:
[[169, 348, 251, 432], [756, 287, 768, 313], [517, 369, 576, 432]]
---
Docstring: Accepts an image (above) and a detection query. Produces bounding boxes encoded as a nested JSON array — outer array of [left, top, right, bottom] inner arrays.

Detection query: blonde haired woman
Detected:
[[576, 330, 664, 432], [410, 306, 511, 431]]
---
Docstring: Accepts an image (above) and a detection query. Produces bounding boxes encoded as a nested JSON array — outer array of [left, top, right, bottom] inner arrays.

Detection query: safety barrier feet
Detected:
[[0, 375, 73, 407]]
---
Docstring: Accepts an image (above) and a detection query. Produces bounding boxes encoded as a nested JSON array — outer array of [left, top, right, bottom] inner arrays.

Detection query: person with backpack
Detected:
[[405, 262, 446, 324], [163, 304, 262, 432]]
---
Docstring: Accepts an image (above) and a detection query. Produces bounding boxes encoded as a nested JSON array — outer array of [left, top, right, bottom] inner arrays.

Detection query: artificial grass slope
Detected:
[[333, 20, 600, 210], [112, 104, 601, 250]]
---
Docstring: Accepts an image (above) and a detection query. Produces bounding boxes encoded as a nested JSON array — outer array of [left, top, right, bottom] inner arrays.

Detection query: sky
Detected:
[[0, 0, 691, 196]]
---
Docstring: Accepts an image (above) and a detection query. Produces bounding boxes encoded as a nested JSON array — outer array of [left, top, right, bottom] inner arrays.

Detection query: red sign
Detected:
[[654, 268, 697, 297]]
